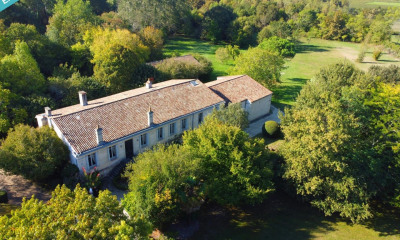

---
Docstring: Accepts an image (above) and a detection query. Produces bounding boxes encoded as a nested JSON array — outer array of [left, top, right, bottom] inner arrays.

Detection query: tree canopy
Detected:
[[0, 185, 151, 239]]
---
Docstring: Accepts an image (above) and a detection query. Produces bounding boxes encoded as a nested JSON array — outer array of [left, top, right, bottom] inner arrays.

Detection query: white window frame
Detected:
[[158, 127, 164, 140], [140, 133, 147, 147], [108, 145, 117, 160], [198, 112, 203, 124], [87, 153, 97, 169], [181, 118, 187, 131], [170, 122, 176, 136]]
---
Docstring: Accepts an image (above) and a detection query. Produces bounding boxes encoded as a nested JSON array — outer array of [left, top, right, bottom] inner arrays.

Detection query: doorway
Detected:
[[125, 139, 134, 159]]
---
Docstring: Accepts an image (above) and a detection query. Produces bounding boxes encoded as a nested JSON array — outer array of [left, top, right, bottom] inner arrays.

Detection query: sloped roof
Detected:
[[50, 79, 224, 154], [206, 75, 272, 103], [146, 55, 200, 67]]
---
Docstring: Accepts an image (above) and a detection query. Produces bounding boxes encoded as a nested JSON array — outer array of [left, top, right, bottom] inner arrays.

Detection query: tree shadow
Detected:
[[272, 78, 308, 106], [295, 43, 331, 54], [362, 204, 400, 237], [182, 192, 336, 240]]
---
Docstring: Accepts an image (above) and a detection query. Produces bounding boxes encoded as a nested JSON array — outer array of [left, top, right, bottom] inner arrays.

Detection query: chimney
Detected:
[[96, 125, 103, 145], [146, 77, 154, 89], [45, 107, 52, 117], [79, 91, 88, 106], [148, 106, 153, 126], [36, 114, 48, 128]]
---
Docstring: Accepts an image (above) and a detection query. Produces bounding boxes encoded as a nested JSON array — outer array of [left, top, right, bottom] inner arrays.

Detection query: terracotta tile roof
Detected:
[[146, 55, 200, 67], [205, 75, 272, 103], [50, 79, 224, 154]]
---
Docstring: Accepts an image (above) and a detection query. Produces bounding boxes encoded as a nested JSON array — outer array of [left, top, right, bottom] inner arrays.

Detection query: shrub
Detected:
[[61, 163, 79, 189], [263, 120, 280, 138], [373, 49, 382, 61], [0, 190, 8, 203]]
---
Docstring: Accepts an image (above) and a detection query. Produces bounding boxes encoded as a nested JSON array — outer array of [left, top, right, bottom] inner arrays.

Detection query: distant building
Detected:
[[36, 75, 272, 174]]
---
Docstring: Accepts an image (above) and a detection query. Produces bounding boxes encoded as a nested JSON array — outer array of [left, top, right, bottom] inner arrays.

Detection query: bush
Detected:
[[263, 120, 280, 138], [356, 48, 366, 63], [373, 49, 382, 61], [0, 190, 8, 203], [61, 163, 79, 189]]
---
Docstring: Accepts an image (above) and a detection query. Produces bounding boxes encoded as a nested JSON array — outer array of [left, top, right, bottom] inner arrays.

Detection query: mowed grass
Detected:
[[349, 0, 400, 8], [163, 36, 233, 80], [273, 38, 400, 108], [188, 192, 400, 240]]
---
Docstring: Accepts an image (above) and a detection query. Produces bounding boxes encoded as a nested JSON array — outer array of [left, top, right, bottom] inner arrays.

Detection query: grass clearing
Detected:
[[349, 0, 400, 8], [273, 38, 400, 108], [163, 36, 233, 80]]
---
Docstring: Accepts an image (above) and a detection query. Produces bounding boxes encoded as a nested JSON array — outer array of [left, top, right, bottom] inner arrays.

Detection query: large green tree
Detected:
[[230, 47, 284, 88], [0, 125, 69, 182], [182, 118, 274, 205], [87, 27, 150, 93], [123, 145, 203, 227], [46, 0, 97, 47], [0, 185, 150, 239], [207, 103, 249, 130], [280, 62, 399, 222]]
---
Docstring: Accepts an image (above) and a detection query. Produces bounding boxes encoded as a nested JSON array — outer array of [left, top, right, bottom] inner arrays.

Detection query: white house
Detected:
[[36, 75, 272, 174]]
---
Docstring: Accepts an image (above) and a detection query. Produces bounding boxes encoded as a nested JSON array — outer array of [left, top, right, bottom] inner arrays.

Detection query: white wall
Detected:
[[247, 95, 272, 121]]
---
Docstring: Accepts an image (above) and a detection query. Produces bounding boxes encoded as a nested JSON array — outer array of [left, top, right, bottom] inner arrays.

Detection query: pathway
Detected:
[[245, 105, 283, 137], [0, 170, 51, 205]]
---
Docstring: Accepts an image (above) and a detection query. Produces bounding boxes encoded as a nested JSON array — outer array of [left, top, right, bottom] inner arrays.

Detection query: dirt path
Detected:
[[0, 170, 51, 205]]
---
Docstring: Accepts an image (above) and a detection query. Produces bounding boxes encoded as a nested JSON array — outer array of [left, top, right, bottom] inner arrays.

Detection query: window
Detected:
[[181, 118, 187, 131], [108, 145, 117, 160], [140, 133, 147, 147], [158, 127, 163, 140], [170, 122, 175, 135], [198, 112, 203, 124], [88, 153, 96, 168]]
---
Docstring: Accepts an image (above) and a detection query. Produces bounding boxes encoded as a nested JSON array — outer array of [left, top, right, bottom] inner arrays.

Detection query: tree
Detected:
[[117, 0, 189, 32], [46, 0, 97, 47], [257, 20, 292, 42], [182, 118, 274, 205], [0, 125, 69, 182], [0, 185, 151, 239], [280, 62, 398, 222], [87, 27, 150, 93], [207, 103, 249, 130], [258, 36, 296, 58], [139, 26, 164, 61], [230, 48, 284, 88], [0, 41, 46, 96], [201, 5, 236, 43], [123, 144, 203, 227]]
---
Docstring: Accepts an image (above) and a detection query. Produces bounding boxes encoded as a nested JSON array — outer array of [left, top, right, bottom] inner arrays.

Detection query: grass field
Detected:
[[349, 0, 400, 8], [164, 36, 400, 109], [163, 36, 233, 80]]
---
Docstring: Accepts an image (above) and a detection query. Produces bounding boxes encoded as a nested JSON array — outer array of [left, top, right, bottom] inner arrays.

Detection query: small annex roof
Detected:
[[205, 75, 272, 103], [48, 79, 224, 155], [146, 55, 200, 67]]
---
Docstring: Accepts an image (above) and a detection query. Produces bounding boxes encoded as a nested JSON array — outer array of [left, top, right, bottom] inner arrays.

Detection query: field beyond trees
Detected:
[[164, 37, 400, 109]]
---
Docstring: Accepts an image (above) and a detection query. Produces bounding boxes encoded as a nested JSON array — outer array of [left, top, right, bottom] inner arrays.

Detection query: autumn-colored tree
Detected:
[[139, 26, 164, 61], [87, 27, 150, 93]]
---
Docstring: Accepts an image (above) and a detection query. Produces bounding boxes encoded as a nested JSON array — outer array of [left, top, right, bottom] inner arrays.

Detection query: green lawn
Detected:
[[349, 0, 400, 8], [273, 38, 400, 108], [163, 36, 233, 80], [185, 192, 400, 240]]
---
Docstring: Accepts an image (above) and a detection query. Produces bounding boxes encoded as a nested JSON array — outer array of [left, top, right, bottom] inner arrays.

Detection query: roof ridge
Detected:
[[51, 79, 198, 119], [208, 75, 246, 86]]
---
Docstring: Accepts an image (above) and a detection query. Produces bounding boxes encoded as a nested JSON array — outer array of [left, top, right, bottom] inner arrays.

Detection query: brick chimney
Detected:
[[96, 125, 103, 145], [148, 106, 153, 126], [146, 77, 154, 89], [79, 91, 88, 106]]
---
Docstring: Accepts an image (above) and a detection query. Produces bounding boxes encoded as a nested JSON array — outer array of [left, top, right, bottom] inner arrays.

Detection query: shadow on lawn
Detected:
[[362, 204, 400, 237], [184, 192, 335, 240], [165, 37, 220, 55], [272, 78, 308, 106], [295, 43, 331, 54]]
